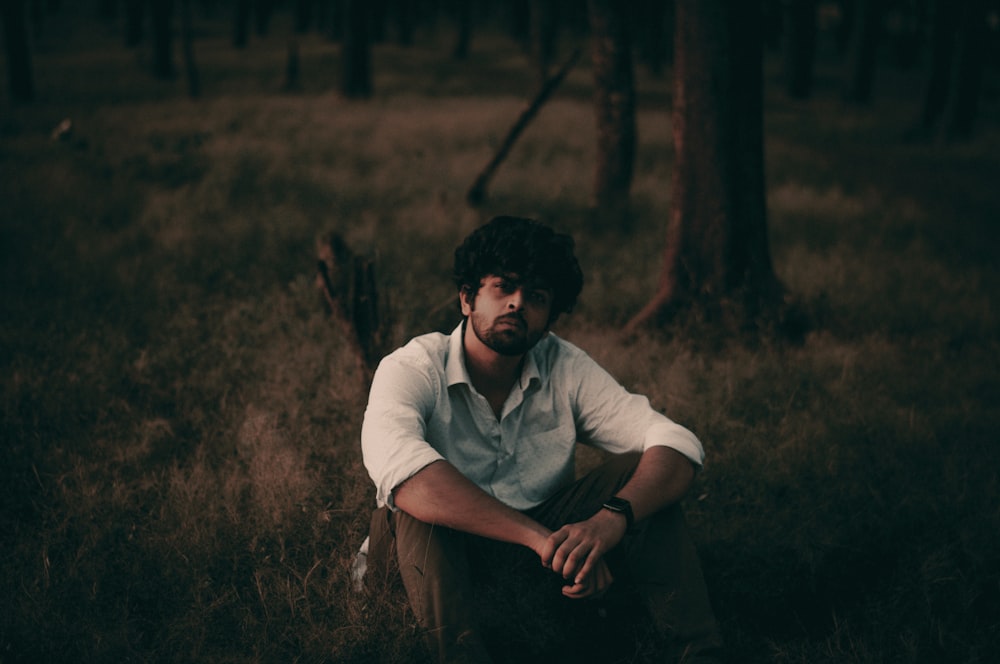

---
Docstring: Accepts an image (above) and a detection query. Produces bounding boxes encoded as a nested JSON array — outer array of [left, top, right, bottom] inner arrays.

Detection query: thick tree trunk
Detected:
[[150, 0, 175, 80], [624, 0, 779, 336], [784, 0, 817, 99], [1, 0, 34, 102], [341, 0, 372, 98], [588, 0, 636, 215]]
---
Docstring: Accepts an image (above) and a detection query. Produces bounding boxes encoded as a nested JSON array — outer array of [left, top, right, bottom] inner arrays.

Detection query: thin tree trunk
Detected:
[[150, 0, 175, 80], [180, 0, 200, 97], [842, 0, 883, 103], [452, 0, 471, 58], [1, 0, 34, 102], [945, 0, 988, 139], [233, 0, 250, 47], [341, 0, 372, 97], [919, 0, 958, 131], [588, 0, 636, 215], [125, 0, 144, 46], [784, 0, 817, 99]]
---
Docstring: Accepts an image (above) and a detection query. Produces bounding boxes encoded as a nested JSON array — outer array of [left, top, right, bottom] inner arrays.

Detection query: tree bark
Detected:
[[588, 0, 636, 215], [1, 0, 34, 102], [624, 0, 779, 336], [341, 0, 372, 98]]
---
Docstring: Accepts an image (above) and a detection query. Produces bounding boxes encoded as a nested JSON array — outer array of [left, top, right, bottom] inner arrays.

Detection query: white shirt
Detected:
[[361, 323, 704, 511]]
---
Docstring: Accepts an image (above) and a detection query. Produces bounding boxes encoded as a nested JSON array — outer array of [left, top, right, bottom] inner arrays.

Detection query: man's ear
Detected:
[[459, 288, 474, 316]]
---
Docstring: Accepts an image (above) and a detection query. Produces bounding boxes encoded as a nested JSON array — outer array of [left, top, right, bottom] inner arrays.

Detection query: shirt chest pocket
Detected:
[[514, 424, 577, 503]]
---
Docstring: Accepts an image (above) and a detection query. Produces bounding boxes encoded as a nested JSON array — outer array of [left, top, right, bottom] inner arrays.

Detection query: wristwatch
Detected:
[[601, 496, 634, 531]]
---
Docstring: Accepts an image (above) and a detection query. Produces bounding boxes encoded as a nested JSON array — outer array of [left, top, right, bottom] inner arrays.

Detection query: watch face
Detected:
[[605, 497, 628, 511]]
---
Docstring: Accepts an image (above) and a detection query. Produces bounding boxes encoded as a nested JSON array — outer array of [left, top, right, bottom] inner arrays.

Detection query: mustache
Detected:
[[496, 313, 526, 326]]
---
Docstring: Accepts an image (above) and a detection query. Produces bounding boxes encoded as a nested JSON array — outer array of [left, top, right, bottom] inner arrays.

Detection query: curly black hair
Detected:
[[453, 216, 583, 321]]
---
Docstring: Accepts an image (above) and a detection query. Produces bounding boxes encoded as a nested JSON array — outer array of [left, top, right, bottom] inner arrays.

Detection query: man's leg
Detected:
[[527, 453, 724, 661], [367, 507, 493, 664]]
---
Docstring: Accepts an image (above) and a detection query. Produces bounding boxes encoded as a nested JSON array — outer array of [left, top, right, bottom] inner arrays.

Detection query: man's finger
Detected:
[[541, 530, 568, 568]]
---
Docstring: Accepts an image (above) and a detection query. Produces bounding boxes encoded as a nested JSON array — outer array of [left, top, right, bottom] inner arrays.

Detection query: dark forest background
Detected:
[[2, 1, 999, 662]]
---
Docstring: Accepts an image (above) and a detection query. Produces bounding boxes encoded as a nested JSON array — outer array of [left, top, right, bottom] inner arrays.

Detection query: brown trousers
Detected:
[[365, 453, 722, 663]]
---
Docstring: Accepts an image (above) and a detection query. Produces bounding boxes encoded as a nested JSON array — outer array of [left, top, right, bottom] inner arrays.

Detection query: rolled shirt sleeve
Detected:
[[564, 343, 705, 468], [361, 352, 446, 510]]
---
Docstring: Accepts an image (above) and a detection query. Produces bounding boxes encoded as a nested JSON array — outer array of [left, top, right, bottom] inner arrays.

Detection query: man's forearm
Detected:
[[614, 445, 695, 522], [393, 459, 551, 555]]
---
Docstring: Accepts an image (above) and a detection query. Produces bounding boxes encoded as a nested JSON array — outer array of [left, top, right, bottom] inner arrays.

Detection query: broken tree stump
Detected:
[[316, 232, 385, 381]]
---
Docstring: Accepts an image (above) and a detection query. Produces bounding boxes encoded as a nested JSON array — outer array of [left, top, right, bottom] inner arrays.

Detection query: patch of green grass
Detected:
[[3, 5, 999, 663]]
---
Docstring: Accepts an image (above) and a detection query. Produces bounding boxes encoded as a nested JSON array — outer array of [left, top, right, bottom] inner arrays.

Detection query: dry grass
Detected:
[[2, 5, 999, 663]]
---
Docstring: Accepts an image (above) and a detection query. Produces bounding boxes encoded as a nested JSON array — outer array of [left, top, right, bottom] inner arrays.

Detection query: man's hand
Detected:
[[560, 557, 614, 599], [540, 508, 628, 596]]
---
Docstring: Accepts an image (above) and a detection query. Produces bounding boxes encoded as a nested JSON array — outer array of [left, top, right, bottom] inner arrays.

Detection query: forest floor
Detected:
[[2, 6, 1000, 663]]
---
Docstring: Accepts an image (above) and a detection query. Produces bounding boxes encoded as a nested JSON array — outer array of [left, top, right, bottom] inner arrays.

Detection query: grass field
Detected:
[[2, 6, 999, 663]]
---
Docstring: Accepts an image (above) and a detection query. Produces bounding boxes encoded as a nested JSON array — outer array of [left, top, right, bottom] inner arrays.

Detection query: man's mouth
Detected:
[[495, 315, 526, 329]]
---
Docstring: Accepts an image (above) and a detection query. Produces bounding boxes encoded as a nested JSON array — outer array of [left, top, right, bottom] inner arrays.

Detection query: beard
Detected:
[[469, 311, 546, 356]]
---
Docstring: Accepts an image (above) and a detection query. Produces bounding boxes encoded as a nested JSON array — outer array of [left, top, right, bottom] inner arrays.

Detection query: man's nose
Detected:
[[507, 288, 525, 310]]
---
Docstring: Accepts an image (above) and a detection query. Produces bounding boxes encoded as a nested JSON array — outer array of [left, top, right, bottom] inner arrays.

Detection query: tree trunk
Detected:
[[125, 0, 145, 47], [253, 0, 274, 36], [842, 0, 883, 104], [396, 0, 415, 47], [1, 0, 34, 102], [451, 0, 471, 58], [624, 0, 779, 336], [919, 0, 958, 131], [784, 0, 817, 99], [150, 0, 175, 80], [294, 0, 313, 33], [341, 0, 372, 98], [944, 0, 988, 139], [588, 0, 636, 215], [635, 0, 673, 76], [180, 0, 200, 97], [233, 0, 250, 47]]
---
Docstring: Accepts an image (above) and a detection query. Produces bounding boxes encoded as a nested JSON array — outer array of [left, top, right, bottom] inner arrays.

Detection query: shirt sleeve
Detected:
[[568, 348, 705, 468], [361, 351, 446, 510]]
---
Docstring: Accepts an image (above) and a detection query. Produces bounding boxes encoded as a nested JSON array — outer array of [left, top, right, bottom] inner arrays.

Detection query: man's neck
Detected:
[[462, 320, 524, 408]]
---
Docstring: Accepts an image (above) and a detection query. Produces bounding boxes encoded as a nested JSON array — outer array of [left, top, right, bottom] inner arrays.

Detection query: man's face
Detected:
[[461, 274, 554, 356]]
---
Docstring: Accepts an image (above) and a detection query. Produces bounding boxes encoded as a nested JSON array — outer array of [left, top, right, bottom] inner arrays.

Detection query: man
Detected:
[[361, 216, 723, 662]]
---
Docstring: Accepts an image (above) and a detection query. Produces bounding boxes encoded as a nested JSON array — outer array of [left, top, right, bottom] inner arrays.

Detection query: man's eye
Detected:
[[529, 291, 550, 304]]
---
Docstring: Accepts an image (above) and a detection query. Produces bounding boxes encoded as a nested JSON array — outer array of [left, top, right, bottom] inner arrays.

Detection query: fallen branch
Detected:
[[466, 47, 582, 207]]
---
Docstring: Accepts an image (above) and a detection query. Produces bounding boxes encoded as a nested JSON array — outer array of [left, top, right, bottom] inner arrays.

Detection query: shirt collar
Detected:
[[445, 320, 545, 391]]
